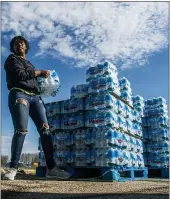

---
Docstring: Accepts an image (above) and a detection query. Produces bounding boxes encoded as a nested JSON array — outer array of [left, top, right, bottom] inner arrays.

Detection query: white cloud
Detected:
[[1, 2, 168, 69]]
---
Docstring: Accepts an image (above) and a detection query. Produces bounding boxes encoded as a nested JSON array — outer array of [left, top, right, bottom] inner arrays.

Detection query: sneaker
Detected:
[[3, 168, 17, 180], [46, 166, 71, 179]]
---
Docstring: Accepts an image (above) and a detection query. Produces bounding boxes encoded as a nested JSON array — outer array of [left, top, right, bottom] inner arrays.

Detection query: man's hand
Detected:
[[35, 70, 50, 78]]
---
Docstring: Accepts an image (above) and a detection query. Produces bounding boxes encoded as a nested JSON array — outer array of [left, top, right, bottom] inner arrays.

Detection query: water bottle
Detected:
[[95, 148, 107, 167], [71, 86, 76, 98], [37, 70, 60, 97]]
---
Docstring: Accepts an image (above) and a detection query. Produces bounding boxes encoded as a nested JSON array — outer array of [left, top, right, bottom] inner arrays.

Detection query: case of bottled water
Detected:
[[69, 113, 84, 129], [146, 115, 169, 129], [48, 115, 60, 131], [60, 100, 70, 114], [122, 133, 131, 150], [136, 139, 143, 153], [64, 131, 74, 147], [91, 148, 115, 167], [132, 95, 144, 106], [85, 92, 117, 112], [38, 152, 46, 167], [147, 141, 169, 154], [74, 129, 87, 149], [91, 127, 123, 149], [69, 98, 84, 113], [88, 77, 120, 96], [74, 148, 91, 166], [132, 110, 142, 124], [133, 123, 142, 137], [145, 97, 166, 108], [117, 115, 126, 131], [132, 95, 145, 116], [124, 105, 132, 119], [85, 110, 118, 128], [54, 150, 67, 167], [54, 132, 66, 150], [61, 98, 84, 114], [120, 90, 133, 107], [71, 84, 88, 98], [119, 77, 131, 90], [37, 70, 60, 97], [60, 114, 69, 130], [116, 99, 126, 116], [148, 128, 169, 141], [45, 101, 61, 116], [86, 60, 118, 82], [148, 154, 169, 168], [129, 137, 138, 152], [129, 152, 138, 168]]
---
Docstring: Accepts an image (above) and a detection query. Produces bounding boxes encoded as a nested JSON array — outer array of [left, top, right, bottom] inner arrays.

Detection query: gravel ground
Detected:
[[1, 174, 169, 199]]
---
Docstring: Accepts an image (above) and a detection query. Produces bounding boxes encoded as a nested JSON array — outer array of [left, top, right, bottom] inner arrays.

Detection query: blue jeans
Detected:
[[8, 89, 55, 169]]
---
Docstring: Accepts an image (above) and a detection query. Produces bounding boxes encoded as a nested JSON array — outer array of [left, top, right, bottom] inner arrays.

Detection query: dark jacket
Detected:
[[4, 54, 40, 94]]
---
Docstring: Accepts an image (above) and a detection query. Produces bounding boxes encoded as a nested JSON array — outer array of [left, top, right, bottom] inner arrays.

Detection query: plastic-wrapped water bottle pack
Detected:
[[146, 141, 169, 154], [147, 154, 169, 168], [120, 91, 133, 106], [85, 92, 117, 112], [52, 132, 72, 150], [86, 60, 118, 82], [48, 115, 61, 131], [144, 115, 169, 129], [144, 107, 168, 117], [38, 152, 46, 167], [53, 150, 69, 167], [119, 78, 133, 106], [88, 76, 120, 96], [132, 95, 145, 116], [119, 78, 132, 95], [71, 84, 88, 98], [85, 110, 118, 128], [37, 70, 60, 97], [60, 98, 85, 114], [60, 112, 85, 130], [144, 97, 166, 109], [45, 101, 61, 116]]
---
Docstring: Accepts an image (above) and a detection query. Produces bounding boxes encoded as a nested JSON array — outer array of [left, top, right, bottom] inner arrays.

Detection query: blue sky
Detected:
[[1, 2, 168, 156]]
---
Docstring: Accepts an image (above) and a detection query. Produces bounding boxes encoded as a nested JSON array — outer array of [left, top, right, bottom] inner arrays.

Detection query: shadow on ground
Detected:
[[1, 190, 168, 199]]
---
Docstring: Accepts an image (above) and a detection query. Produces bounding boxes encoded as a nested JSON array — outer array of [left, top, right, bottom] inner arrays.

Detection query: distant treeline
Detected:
[[1, 153, 38, 166]]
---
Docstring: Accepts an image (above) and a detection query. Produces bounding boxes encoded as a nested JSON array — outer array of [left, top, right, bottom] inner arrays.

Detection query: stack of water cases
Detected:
[[87, 61, 120, 96], [142, 97, 169, 169], [84, 60, 144, 168], [38, 60, 145, 169], [119, 78, 133, 107]]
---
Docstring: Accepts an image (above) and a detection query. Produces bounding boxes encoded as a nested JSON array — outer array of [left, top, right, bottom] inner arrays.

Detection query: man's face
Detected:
[[13, 39, 27, 55]]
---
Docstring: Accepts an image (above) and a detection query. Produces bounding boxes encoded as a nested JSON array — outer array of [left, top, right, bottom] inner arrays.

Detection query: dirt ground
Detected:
[[1, 174, 169, 199]]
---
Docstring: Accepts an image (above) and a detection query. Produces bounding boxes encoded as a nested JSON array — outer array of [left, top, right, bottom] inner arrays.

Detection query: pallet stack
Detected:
[[37, 60, 148, 181], [142, 97, 169, 178]]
